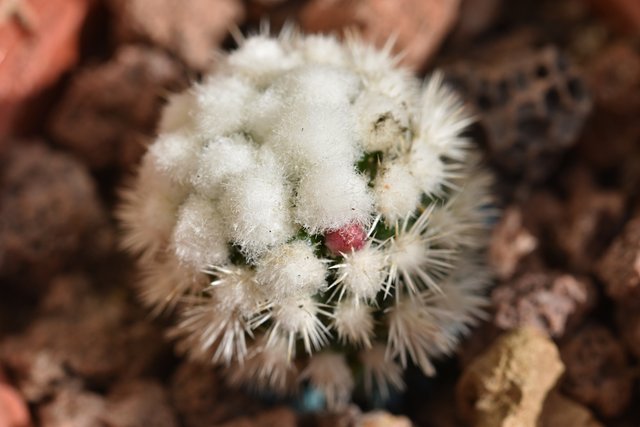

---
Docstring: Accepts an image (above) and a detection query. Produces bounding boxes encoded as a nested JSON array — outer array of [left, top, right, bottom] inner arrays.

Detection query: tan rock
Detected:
[[108, 0, 245, 71], [298, 0, 460, 71], [539, 392, 603, 427], [457, 328, 564, 427], [357, 411, 413, 427]]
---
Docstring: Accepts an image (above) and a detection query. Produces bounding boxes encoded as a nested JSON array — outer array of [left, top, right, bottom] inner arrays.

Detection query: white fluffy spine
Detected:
[[172, 195, 229, 269]]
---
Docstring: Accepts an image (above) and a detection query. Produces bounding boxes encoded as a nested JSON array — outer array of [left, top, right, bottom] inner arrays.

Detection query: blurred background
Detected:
[[0, 0, 639, 426]]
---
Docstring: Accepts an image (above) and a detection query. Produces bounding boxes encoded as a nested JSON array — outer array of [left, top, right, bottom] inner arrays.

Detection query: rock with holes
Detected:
[[446, 45, 592, 181]]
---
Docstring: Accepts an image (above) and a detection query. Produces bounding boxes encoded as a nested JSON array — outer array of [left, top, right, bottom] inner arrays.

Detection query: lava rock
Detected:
[[0, 143, 108, 284], [560, 325, 633, 418], [446, 45, 592, 181]]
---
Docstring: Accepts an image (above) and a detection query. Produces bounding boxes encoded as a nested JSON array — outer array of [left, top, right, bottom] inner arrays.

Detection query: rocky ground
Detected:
[[0, 0, 639, 426]]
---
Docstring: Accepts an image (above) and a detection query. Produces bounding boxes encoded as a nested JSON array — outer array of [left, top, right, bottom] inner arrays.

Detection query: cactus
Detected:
[[119, 28, 494, 409]]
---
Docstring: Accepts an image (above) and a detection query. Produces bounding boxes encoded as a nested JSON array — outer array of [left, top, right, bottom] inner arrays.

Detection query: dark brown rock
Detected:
[[48, 45, 186, 170], [0, 274, 167, 400], [446, 45, 592, 181], [0, 143, 108, 284], [560, 325, 633, 418], [170, 362, 264, 427], [108, 0, 245, 71], [597, 215, 640, 303], [213, 407, 297, 427], [615, 304, 640, 360], [551, 168, 626, 272], [492, 272, 595, 338]]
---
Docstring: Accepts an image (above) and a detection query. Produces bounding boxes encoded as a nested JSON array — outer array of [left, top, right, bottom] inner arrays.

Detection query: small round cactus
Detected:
[[119, 29, 494, 409]]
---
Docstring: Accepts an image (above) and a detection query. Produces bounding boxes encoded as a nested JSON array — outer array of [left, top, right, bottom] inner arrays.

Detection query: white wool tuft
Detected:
[[299, 34, 349, 66], [191, 134, 256, 198], [268, 294, 331, 355], [227, 35, 302, 88], [149, 131, 203, 185], [295, 166, 374, 233], [385, 297, 439, 376], [418, 73, 473, 160], [255, 240, 327, 301], [267, 101, 360, 174], [158, 90, 197, 134], [225, 334, 297, 396], [137, 253, 208, 315], [354, 91, 410, 153], [244, 87, 286, 142], [172, 195, 229, 269], [194, 75, 256, 140], [385, 207, 454, 296], [409, 141, 448, 196], [359, 343, 405, 399], [331, 298, 374, 348], [284, 65, 361, 105], [330, 243, 388, 302], [374, 160, 422, 223], [219, 157, 293, 259], [301, 352, 354, 410], [118, 154, 187, 260]]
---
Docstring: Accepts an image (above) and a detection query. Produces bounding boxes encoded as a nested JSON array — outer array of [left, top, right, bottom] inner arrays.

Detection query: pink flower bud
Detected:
[[325, 223, 367, 255]]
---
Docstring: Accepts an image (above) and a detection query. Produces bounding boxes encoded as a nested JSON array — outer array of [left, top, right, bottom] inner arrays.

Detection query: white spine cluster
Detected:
[[119, 29, 494, 409]]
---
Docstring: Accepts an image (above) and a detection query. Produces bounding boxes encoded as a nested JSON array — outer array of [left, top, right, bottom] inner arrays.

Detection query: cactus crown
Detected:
[[119, 28, 493, 409]]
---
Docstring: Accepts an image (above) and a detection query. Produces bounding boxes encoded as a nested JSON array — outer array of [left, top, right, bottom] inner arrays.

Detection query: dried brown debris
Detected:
[[49, 45, 186, 170], [560, 325, 634, 418], [457, 328, 564, 427], [492, 272, 595, 338], [108, 0, 245, 71]]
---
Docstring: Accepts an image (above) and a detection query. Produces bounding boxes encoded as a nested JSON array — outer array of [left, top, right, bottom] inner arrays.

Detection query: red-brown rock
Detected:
[[492, 272, 595, 338], [597, 214, 640, 303], [299, 0, 460, 71], [0, 0, 90, 137]]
